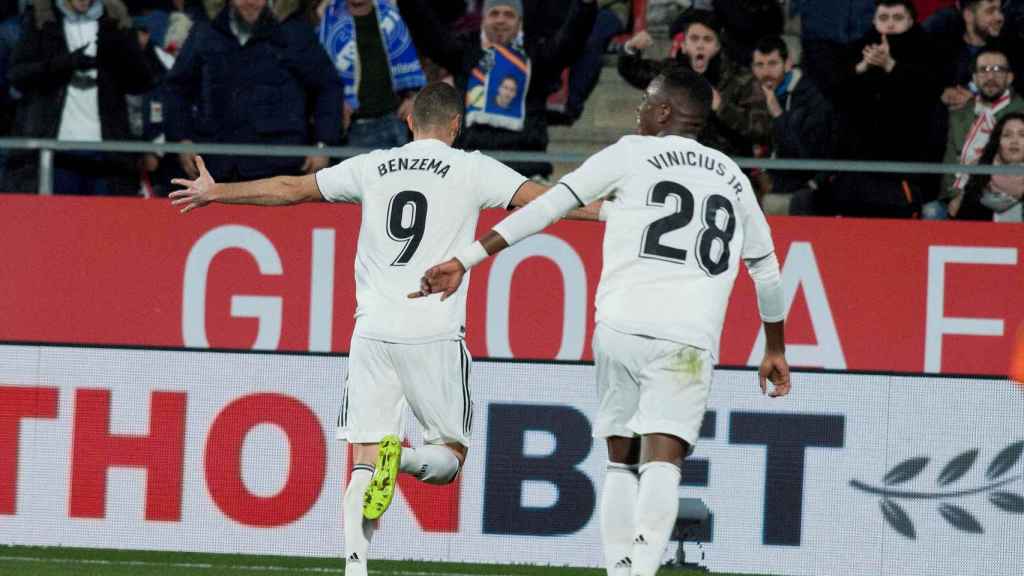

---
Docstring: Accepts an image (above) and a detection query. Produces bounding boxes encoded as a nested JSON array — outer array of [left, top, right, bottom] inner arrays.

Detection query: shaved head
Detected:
[[637, 65, 713, 137], [412, 82, 464, 130]]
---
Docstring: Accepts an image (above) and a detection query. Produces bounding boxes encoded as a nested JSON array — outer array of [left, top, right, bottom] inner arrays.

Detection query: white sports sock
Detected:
[[601, 462, 639, 576], [344, 465, 375, 576], [398, 444, 461, 485], [631, 461, 681, 576]]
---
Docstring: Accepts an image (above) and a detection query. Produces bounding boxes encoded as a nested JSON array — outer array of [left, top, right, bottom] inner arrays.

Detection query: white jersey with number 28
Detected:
[[315, 138, 527, 344], [560, 135, 776, 359]]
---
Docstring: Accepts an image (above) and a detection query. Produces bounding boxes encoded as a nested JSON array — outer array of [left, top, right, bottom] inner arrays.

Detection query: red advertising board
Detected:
[[1, 195, 1020, 375]]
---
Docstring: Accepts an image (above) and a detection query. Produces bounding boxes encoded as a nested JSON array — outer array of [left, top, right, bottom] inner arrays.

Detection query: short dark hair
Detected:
[[961, 0, 994, 13], [671, 8, 721, 39], [971, 46, 1011, 72], [412, 82, 463, 129], [753, 36, 788, 60], [876, 0, 917, 21], [659, 65, 713, 121]]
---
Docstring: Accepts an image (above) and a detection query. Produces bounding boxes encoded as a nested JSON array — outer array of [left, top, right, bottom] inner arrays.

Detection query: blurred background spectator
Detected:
[[936, 47, 1023, 216], [3, 0, 155, 195], [713, 0, 784, 67], [164, 0, 342, 183], [745, 35, 834, 215], [792, 0, 875, 101], [129, 9, 193, 197], [929, 0, 1012, 112], [825, 0, 939, 217], [618, 9, 757, 157], [318, 0, 426, 149], [398, 0, 597, 179], [0, 0, 26, 187], [549, 0, 630, 125], [954, 110, 1024, 220]]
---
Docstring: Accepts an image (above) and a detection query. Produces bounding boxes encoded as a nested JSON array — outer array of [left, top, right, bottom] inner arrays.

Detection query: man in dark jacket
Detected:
[[164, 0, 342, 182], [830, 0, 939, 217], [747, 36, 833, 214], [4, 0, 154, 194], [397, 0, 596, 178]]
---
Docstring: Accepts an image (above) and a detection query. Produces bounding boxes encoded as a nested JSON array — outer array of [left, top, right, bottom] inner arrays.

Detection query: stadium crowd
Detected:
[[0, 0, 1023, 221]]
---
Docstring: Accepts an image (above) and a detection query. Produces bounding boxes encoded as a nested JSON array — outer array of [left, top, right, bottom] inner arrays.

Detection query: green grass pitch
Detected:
[[0, 546, 766, 576]]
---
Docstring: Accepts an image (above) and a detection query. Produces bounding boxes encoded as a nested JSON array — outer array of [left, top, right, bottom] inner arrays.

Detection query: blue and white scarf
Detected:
[[319, 0, 426, 111], [465, 35, 530, 131]]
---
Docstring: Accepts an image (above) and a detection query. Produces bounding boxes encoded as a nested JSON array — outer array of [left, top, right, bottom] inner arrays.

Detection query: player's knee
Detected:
[[351, 442, 380, 466]]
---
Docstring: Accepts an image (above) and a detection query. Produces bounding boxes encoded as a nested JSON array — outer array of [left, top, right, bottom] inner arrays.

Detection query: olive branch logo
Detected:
[[850, 441, 1024, 539]]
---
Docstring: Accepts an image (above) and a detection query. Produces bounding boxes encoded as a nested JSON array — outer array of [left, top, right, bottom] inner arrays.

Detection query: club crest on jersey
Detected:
[[378, 157, 451, 179]]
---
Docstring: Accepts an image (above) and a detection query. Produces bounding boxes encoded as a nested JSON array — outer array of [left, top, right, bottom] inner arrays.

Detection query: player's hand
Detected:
[[169, 155, 216, 214], [408, 258, 466, 301], [758, 352, 791, 398]]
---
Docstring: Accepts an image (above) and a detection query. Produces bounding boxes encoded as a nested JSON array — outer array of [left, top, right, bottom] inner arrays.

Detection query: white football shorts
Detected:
[[592, 323, 713, 452], [338, 336, 473, 447]]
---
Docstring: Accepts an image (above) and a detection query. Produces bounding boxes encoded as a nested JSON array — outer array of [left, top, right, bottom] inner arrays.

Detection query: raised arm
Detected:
[[169, 156, 322, 213]]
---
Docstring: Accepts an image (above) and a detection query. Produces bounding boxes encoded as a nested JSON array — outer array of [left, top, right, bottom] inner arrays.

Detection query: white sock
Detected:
[[344, 465, 375, 576], [601, 462, 639, 576], [398, 444, 461, 485], [631, 462, 681, 576]]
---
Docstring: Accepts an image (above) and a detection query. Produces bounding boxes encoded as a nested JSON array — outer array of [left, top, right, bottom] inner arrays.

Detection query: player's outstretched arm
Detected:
[[759, 321, 791, 398], [507, 181, 603, 221], [565, 200, 605, 221], [169, 155, 322, 213], [411, 184, 585, 300], [409, 231, 510, 301]]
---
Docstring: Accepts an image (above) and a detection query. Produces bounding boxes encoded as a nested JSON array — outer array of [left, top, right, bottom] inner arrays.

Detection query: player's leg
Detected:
[[627, 344, 713, 576], [344, 442, 378, 576], [604, 436, 641, 576], [630, 434, 686, 576], [592, 325, 644, 576], [394, 339, 473, 485], [339, 337, 405, 576]]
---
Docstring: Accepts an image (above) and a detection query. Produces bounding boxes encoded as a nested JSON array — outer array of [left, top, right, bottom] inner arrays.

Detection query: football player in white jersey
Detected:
[[414, 67, 792, 576], [170, 82, 561, 576]]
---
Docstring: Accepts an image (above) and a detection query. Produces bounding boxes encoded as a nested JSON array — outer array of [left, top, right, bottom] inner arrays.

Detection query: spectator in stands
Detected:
[[930, 0, 1008, 111], [828, 0, 938, 217], [164, 0, 342, 183], [794, 0, 876, 100], [618, 9, 756, 156], [4, 0, 155, 195], [713, 0, 784, 67], [745, 36, 834, 215], [397, 0, 597, 178], [552, 0, 629, 124], [318, 0, 425, 148], [934, 48, 1024, 216], [954, 111, 1024, 220], [0, 0, 25, 186], [131, 10, 193, 197]]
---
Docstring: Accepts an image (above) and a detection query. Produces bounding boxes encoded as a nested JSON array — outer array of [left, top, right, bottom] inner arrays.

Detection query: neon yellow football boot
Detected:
[[363, 435, 401, 520]]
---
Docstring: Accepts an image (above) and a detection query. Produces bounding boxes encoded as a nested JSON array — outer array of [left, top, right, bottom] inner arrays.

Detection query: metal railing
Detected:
[[2, 137, 1023, 196]]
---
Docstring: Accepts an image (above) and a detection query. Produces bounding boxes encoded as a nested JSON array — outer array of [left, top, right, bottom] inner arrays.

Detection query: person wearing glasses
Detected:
[[936, 47, 1024, 218]]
